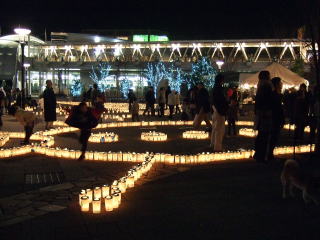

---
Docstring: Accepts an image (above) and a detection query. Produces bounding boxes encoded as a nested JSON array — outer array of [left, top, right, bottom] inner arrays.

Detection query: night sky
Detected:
[[0, 0, 304, 40]]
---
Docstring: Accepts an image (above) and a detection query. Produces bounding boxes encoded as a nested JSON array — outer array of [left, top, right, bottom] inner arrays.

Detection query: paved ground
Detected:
[[0, 113, 319, 240], [0, 158, 319, 240]]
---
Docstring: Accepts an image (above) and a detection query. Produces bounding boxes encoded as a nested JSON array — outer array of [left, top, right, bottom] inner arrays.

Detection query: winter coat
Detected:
[[145, 90, 156, 104], [168, 93, 176, 106], [195, 88, 210, 113], [15, 108, 36, 127], [212, 85, 228, 116], [158, 91, 166, 104], [271, 91, 285, 128], [41, 87, 57, 122], [175, 93, 180, 105]]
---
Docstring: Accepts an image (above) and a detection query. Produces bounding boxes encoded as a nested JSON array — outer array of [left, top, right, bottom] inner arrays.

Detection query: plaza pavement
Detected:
[[0, 114, 319, 239]]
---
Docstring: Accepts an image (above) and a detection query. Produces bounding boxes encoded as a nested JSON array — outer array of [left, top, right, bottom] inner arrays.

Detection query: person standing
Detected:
[[165, 86, 171, 110], [253, 71, 273, 163], [168, 90, 176, 119], [128, 89, 136, 112], [175, 91, 181, 114], [131, 97, 140, 121], [193, 83, 211, 130], [269, 77, 285, 161], [211, 74, 228, 151], [91, 84, 100, 106], [143, 87, 155, 116], [0, 88, 6, 128], [293, 83, 309, 141], [41, 80, 56, 130], [158, 87, 166, 117], [227, 98, 238, 136]]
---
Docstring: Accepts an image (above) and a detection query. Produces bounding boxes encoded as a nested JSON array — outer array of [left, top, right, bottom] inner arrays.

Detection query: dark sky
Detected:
[[0, 0, 304, 40]]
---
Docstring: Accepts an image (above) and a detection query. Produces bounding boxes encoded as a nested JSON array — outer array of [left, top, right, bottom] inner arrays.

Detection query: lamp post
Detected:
[[14, 27, 31, 109], [216, 60, 224, 72], [23, 63, 31, 97]]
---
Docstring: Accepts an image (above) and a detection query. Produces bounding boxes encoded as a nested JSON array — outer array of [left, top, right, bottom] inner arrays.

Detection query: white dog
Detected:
[[281, 159, 318, 205]]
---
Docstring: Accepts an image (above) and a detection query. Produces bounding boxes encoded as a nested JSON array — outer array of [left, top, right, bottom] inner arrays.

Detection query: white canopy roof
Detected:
[[240, 62, 308, 87]]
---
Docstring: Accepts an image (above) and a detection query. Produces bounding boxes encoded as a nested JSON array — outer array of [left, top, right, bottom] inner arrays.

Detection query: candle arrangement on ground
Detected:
[[141, 131, 167, 142], [0, 132, 10, 147], [89, 132, 119, 143], [182, 130, 209, 139], [283, 124, 310, 133], [79, 153, 155, 213], [238, 128, 257, 137]]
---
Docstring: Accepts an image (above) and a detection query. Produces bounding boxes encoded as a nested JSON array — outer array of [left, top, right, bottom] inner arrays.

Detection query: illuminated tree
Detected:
[[70, 79, 83, 96], [89, 63, 111, 91], [120, 77, 133, 98], [167, 65, 184, 92], [186, 57, 217, 89], [145, 62, 167, 90]]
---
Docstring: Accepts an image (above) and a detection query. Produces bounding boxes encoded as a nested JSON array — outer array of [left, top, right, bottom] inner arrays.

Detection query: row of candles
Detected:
[[141, 131, 167, 141], [182, 130, 209, 139], [53, 120, 255, 129], [89, 132, 119, 143], [79, 153, 155, 213], [239, 128, 257, 137], [0, 142, 314, 162]]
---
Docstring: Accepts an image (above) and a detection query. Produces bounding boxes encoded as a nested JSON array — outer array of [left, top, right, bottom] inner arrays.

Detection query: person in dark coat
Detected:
[[293, 83, 309, 141], [128, 89, 136, 112], [41, 80, 56, 130], [193, 82, 212, 129], [142, 87, 155, 116], [268, 77, 285, 161], [211, 74, 229, 151], [65, 101, 105, 161], [253, 71, 273, 163]]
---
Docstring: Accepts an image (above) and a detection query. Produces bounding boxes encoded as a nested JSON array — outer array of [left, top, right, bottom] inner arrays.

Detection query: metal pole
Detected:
[[20, 43, 26, 109]]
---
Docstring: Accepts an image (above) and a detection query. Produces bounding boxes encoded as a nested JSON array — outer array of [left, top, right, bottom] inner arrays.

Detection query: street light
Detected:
[[14, 27, 31, 109], [23, 63, 31, 97], [216, 60, 224, 71]]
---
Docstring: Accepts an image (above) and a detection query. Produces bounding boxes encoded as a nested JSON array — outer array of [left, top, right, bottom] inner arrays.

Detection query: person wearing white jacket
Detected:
[[168, 90, 176, 119]]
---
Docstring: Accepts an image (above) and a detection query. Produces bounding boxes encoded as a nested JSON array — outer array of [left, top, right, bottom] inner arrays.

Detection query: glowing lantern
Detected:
[[92, 198, 101, 214], [80, 196, 90, 212], [104, 196, 113, 211]]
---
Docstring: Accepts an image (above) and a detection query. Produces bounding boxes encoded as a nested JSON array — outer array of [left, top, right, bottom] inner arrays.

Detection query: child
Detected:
[[227, 98, 238, 136], [65, 100, 105, 161], [131, 97, 140, 122], [8, 105, 36, 145]]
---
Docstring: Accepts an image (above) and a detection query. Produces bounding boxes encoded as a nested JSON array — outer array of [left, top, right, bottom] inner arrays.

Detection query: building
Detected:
[[0, 31, 312, 98]]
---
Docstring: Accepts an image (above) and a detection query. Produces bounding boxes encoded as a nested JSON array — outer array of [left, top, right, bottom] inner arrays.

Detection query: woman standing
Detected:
[[41, 80, 56, 130]]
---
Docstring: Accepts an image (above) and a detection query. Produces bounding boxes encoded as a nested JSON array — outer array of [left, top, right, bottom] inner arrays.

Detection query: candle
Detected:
[[80, 196, 90, 212], [79, 189, 86, 205], [112, 193, 120, 208], [104, 196, 113, 211], [92, 198, 101, 214], [102, 185, 110, 198], [86, 188, 93, 202], [94, 187, 102, 199]]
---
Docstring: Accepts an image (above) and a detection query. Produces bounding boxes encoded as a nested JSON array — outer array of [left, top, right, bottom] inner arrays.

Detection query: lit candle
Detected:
[[79, 189, 86, 205], [102, 184, 110, 198], [104, 196, 113, 211], [92, 198, 101, 214], [80, 196, 90, 212], [112, 193, 120, 208], [86, 188, 93, 202], [94, 187, 102, 199]]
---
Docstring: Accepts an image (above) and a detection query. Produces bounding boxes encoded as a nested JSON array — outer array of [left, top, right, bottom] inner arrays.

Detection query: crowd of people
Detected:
[[1, 71, 316, 162]]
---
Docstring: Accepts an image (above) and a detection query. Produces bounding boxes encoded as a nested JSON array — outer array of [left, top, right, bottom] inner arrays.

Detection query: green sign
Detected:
[[133, 35, 149, 42], [150, 35, 169, 42]]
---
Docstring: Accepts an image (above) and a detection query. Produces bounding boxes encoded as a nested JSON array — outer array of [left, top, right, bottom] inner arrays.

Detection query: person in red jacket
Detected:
[[65, 99, 105, 161]]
